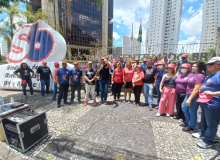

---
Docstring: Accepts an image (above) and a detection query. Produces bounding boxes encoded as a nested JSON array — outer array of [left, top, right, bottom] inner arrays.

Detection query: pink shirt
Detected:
[[123, 67, 135, 82], [133, 72, 144, 85]]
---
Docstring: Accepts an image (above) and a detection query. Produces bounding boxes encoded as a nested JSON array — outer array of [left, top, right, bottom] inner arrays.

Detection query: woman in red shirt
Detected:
[[111, 63, 123, 102], [123, 60, 135, 103], [132, 65, 144, 106]]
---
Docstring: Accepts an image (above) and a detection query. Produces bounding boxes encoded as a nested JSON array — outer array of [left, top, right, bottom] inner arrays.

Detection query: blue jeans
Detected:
[[22, 80, 33, 95], [144, 83, 154, 106], [198, 106, 220, 145], [51, 82, 57, 100], [156, 85, 161, 105], [182, 94, 199, 129], [40, 79, 50, 95], [99, 80, 109, 101]]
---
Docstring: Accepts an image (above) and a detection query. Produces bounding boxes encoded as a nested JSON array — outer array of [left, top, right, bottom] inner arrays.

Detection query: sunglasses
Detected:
[[207, 63, 215, 66]]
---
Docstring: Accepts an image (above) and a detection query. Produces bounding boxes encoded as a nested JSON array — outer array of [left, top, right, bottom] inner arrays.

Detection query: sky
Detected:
[[112, 0, 203, 47]]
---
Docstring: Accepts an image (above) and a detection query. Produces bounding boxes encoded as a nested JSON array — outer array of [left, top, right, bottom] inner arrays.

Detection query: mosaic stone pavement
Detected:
[[0, 89, 220, 160]]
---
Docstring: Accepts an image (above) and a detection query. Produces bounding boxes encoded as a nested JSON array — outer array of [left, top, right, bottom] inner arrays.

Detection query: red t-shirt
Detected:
[[113, 69, 123, 83], [123, 67, 135, 82], [133, 72, 144, 86], [54, 68, 60, 82]]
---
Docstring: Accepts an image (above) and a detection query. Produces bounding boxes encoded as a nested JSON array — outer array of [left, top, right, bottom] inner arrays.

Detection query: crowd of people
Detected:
[[13, 54, 220, 149]]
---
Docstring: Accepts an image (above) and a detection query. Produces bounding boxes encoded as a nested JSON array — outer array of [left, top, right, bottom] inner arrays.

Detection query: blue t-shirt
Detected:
[[156, 69, 166, 85], [119, 61, 126, 68], [141, 62, 148, 71], [56, 68, 70, 84], [111, 66, 117, 73], [200, 72, 220, 109], [176, 59, 190, 73], [70, 68, 82, 83]]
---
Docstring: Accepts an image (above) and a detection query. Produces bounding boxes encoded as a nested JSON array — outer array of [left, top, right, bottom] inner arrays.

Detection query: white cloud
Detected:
[[179, 36, 201, 53], [179, 36, 200, 44], [116, 25, 120, 29], [187, 6, 195, 14], [113, 32, 120, 41], [186, 0, 198, 2], [180, 5, 202, 36]]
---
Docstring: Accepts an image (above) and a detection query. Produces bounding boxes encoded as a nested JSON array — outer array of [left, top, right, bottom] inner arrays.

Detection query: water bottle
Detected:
[[0, 96, 4, 106], [10, 97, 14, 103]]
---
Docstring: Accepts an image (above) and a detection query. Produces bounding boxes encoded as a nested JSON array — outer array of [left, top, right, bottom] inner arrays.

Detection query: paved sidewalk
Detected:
[[0, 89, 219, 160]]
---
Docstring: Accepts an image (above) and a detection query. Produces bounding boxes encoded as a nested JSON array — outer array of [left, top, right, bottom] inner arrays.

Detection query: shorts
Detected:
[[125, 82, 132, 89]]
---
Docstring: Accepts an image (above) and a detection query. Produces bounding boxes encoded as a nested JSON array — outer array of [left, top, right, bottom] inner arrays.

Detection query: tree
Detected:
[[0, 0, 25, 12], [206, 48, 216, 58]]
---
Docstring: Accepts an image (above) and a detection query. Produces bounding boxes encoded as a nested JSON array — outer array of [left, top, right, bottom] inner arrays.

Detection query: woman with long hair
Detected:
[[181, 62, 206, 131], [153, 56, 158, 66], [112, 62, 123, 102], [132, 65, 144, 106], [172, 63, 191, 122], [156, 63, 177, 116], [155, 61, 166, 109], [123, 60, 135, 103]]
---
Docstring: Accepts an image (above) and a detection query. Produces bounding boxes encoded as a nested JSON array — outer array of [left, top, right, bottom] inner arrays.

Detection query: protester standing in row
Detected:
[[192, 57, 220, 149], [143, 59, 157, 110], [157, 63, 177, 116], [84, 61, 97, 106], [176, 53, 190, 74], [155, 61, 166, 109], [95, 59, 103, 96], [110, 61, 117, 95], [141, 58, 148, 70], [173, 63, 191, 122], [181, 62, 206, 131], [123, 60, 135, 103], [14, 62, 35, 97], [132, 58, 139, 71], [119, 56, 126, 68], [50, 62, 60, 101], [97, 58, 111, 104], [70, 61, 82, 104], [36, 61, 53, 96], [161, 53, 172, 67], [153, 56, 158, 66], [56, 61, 71, 108], [112, 62, 123, 102], [132, 65, 144, 106]]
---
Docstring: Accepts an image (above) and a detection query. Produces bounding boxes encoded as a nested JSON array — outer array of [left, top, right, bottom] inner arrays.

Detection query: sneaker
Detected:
[[166, 113, 170, 117], [178, 119, 184, 123], [94, 101, 97, 104], [64, 102, 71, 105], [49, 98, 56, 101], [155, 106, 159, 109], [197, 141, 212, 149], [149, 106, 153, 111], [128, 101, 131, 104], [104, 101, 107, 104], [136, 104, 139, 107], [123, 100, 126, 103], [23, 95, 27, 98], [113, 100, 116, 102], [84, 101, 88, 106], [99, 101, 103, 104], [30, 94, 36, 96], [117, 99, 121, 101], [57, 104, 61, 108], [192, 133, 204, 139], [182, 125, 194, 132], [171, 116, 180, 120], [156, 113, 161, 117], [179, 122, 188, 127], [133, 102, 136, 105]]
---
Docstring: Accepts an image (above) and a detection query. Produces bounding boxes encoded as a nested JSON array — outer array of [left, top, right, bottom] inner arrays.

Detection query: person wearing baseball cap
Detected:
[[97, 58, 112, 104], [83, 61, 98, 106], [119, 56, 126, 68], [173, 63, 191, 122], [14, 62, 35, 98], [180, 62, 206, 132], [36, 60, 53, 96], [132, 65, 144, 107], [50, 62, 60, 101], [69, 61, 82, 104], [192, 57, 220, 149], [156, 63, 177, 117], [155, 61, 166, 109], [56, 61, 71, 108], [132, 58, 140, 71], [141, 58, 148, 71], [95, 59, 103, 96], [143, 59, 157, 111], [175, 53, 190, 74]]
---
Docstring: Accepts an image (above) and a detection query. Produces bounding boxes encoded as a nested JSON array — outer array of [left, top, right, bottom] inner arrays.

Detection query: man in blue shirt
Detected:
[[118, 56, 126, 68], [56, 61, 71, 108], [70, 61, 82, 104], [141, 58, 148, 70], [175, 53, 190, 74]]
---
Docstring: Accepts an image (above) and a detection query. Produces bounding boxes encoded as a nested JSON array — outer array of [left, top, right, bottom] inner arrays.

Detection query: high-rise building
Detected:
[[200, 0, 220, 52], [29, 0, 113, 56], [146, 0, 183, 54]]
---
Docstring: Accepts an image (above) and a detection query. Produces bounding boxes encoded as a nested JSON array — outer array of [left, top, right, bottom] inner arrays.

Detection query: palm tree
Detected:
[[206, 48, 216, 58]]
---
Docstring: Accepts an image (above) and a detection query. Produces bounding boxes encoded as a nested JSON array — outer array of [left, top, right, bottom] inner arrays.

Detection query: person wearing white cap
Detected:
[[36, 61, 53, 96], [70, 61, 82, 104], [192, 57, 220, 149]]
